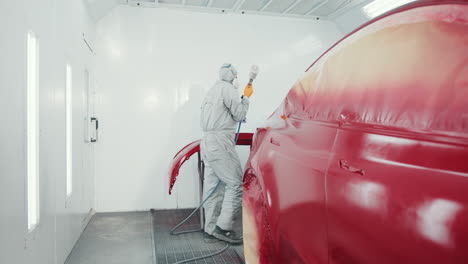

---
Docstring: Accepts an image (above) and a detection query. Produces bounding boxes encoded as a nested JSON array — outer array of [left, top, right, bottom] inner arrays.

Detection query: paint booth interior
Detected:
[[2, 1, 468, 264]]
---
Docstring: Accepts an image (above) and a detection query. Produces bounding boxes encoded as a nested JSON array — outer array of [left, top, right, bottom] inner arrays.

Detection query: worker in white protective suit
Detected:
[[200, 63, 253, 244]]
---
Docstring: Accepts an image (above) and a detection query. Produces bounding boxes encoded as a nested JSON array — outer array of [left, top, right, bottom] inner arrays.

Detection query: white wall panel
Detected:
[[0, 0, 96, 263], [54, 0, 96, 262], [334, 8, 369, 34], [332, 0, 376, 35], [94, 6, 343, 212], [0, 1, 29, 263]]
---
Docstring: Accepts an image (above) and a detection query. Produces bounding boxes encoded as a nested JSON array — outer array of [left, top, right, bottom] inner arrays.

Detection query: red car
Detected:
[[242, 1, 468, 264], [169, 1, 468, 263]]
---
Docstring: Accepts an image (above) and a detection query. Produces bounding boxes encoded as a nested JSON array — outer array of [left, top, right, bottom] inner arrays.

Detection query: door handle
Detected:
[[339, 159, 365, 176], [90, 117, 98, 143]]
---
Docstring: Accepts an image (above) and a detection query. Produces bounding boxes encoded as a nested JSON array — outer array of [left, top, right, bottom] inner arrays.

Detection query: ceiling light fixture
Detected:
[[362, 0, 418, 18]]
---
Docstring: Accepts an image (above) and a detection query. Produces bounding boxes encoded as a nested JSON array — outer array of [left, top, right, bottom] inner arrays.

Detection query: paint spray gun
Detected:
[[248, 65, 260, 85], [235, 65, 260, 143]]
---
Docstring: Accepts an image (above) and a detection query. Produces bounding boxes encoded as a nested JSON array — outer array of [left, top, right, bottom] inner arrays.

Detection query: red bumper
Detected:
[[168, 133, 253, 194]]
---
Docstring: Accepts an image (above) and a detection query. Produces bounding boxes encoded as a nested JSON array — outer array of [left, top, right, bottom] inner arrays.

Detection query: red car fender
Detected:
[[168, 133, 253, 195]]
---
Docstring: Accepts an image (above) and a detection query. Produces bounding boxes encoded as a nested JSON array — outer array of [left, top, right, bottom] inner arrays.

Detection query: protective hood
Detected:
[[219, 63, 237, 83]]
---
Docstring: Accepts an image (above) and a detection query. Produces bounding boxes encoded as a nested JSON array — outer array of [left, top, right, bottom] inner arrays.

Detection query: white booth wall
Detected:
[[333, 1, 372, 35], [94, 6, 343, 212], [0, 0, 96, 263]]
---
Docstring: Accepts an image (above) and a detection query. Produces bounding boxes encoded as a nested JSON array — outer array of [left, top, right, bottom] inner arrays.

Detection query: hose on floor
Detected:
[[170, 180, 221, 235], [170, 182, 229, 264]]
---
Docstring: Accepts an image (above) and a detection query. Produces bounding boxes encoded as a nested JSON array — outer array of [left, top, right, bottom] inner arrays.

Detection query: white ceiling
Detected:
[[128, 0, 367, 19], [84, 0, 369, 21]]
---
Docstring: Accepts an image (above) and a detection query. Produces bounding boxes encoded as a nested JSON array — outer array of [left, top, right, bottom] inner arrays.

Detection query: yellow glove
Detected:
[[244, 83, 253, 98]]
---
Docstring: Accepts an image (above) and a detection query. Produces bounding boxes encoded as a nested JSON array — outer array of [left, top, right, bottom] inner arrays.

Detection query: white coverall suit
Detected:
[[200, 64, 249, 234]]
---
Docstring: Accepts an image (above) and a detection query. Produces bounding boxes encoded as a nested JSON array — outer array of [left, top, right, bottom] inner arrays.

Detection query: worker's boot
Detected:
[[212, 226, 243, 244], [203, 232, 219, 243]]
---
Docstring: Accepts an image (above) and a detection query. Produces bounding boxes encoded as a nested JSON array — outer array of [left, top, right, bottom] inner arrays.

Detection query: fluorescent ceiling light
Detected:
[[363, 0, 418, 18]]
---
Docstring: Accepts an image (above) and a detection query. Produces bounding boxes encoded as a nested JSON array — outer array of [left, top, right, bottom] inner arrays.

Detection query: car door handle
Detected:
[[270, 137, 280, 146], [339, 159, 365, 176]]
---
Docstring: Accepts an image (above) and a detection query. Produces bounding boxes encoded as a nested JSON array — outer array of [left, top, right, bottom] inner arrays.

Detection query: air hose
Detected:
[[170, 180, 229, 264], [170, 180, 221, 236]]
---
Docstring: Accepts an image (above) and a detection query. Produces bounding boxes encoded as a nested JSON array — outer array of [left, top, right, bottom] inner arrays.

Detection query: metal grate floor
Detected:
[[151, 209, 245, 264]]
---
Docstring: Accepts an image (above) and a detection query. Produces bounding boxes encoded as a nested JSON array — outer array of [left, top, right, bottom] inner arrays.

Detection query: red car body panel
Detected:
[[168, 133, 253, 195], [243, 1, 468, 264]]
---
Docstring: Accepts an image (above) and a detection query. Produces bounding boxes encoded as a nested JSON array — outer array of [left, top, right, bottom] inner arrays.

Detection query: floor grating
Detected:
[[151, 209, 245, 264]]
